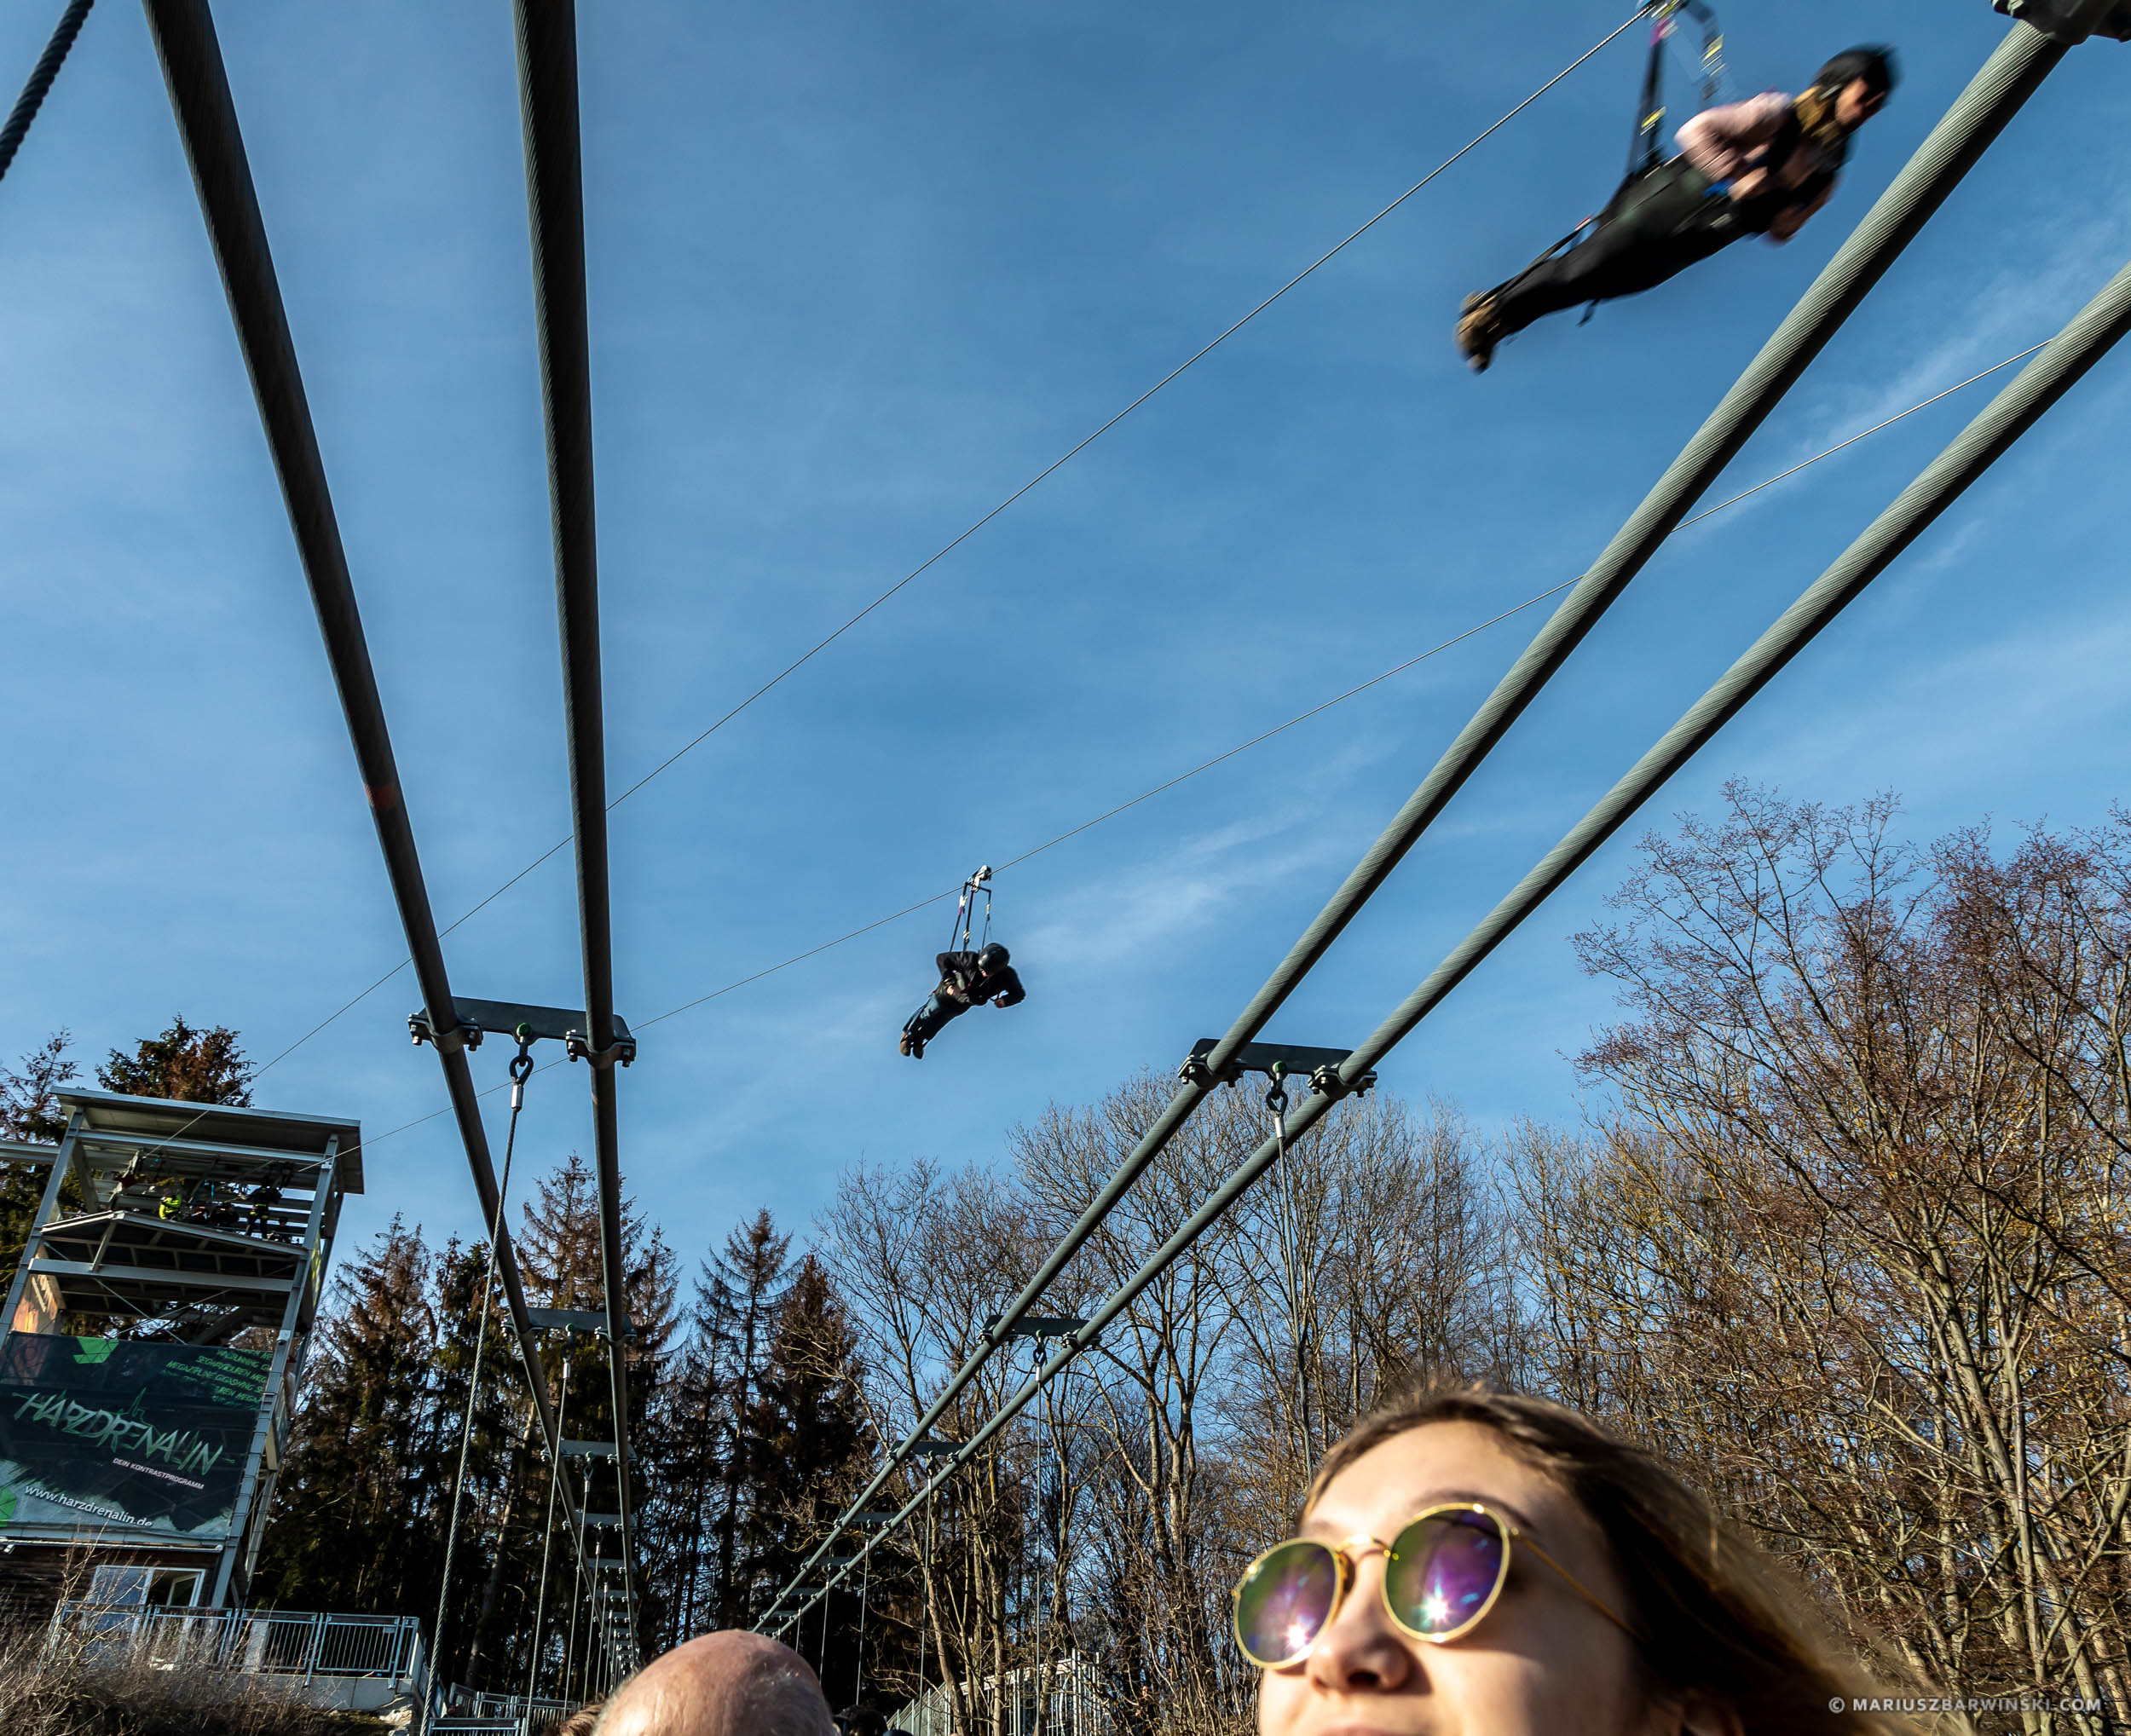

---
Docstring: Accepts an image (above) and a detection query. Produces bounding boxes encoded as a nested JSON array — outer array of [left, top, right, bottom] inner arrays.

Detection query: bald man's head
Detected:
[[593, 1632, 833, 1736]]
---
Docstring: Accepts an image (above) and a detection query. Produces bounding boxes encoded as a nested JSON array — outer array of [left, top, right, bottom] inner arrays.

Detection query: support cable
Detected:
[[1263, 1064, 1314, 1479], [422, 1032, 534, 1734], [511, 0, 638, 1664], [854, 1548, 871, 1710], [761, 15, 2069, 1625], [355, 330, 2059, 1164], [562, 1470, 587, 1708], [776, 239, 2131, 1642], [139, 0, 575, 1503], [586, 10, 1647, 815], [221, 10, 1644, 1074], [521, 1349, 574, 1716], [0, 0, 94, 187]]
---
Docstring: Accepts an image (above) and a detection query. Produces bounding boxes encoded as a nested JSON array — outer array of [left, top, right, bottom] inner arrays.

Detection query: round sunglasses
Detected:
[[1230, 1502, 1641, 1668]]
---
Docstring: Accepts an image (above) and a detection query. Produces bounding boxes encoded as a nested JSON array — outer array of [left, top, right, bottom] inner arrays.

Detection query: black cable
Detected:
[[511, 0, 638, 1658], [209, 11, 1644, 1091], [345, 332, 2058, 1160], [0, 0, 94, 188]]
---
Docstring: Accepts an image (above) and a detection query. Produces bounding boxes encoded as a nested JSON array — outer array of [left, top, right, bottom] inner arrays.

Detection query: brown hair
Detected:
[[1305, 1387, 1953, 1736]]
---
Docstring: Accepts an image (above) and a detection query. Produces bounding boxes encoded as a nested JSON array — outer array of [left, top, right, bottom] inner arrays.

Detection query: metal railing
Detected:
[[451, 1686, 576, 1725], [890, 1655, 1111, 1736], [51, 1602, 428, 1691]]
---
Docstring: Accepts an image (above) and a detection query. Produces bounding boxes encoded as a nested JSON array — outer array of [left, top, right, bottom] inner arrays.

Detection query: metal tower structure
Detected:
[[0, 1089, 358, 1610]]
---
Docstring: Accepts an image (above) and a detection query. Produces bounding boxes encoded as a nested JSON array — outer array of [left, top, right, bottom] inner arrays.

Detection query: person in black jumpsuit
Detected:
[[900, 943, 1025, 1058], [1455, 47, 1897, 372]]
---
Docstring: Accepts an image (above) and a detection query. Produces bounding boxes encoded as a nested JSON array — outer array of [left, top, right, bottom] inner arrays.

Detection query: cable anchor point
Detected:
[[564, 1030, 638, 1069], [509, 1024, 536, 1109], [1308, 1063, 1377, 1103]]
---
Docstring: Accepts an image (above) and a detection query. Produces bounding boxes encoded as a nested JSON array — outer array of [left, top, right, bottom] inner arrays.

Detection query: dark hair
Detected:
[[1815, 44, 1899, 97], [1304, 1387, 1949, 1736], [841, 1707, 887, 1736]]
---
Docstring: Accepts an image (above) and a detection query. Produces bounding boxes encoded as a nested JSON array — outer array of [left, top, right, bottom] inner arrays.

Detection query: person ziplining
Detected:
[[899, 867, 1026, 1058], [1455, 43, 1899, 372], [900, 943, 1025, 1058]]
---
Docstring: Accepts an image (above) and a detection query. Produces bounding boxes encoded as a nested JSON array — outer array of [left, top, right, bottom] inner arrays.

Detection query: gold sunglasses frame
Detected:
[[1229, 1502, 1643, 1666]]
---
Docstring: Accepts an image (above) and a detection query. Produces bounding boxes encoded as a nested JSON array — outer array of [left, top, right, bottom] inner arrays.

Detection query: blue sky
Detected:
[[3, 0, 2127, 1282]]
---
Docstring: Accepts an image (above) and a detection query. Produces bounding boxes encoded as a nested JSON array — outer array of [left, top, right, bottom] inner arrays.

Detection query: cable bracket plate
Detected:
[[1179, 1039, 1373, 1099], [409, 996, 637, 1066]]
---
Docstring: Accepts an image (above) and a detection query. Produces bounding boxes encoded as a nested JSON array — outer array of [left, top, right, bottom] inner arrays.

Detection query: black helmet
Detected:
[[978, 943, 1010, 969], [1815, 44, 1899, 98]]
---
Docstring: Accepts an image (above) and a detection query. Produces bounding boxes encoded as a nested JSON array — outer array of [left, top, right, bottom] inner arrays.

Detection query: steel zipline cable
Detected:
[[137, 0, 626, 1625], [349, 335, 2054, 1156], [758, 18, 2074, 1634], [770, 239, 2131, 1647], [421, 1032, 535, 1736], [0, 0, 94, 188], [207, 9, 1650, 1083]]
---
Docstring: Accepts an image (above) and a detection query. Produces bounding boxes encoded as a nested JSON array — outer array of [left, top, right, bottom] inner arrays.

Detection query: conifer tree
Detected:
[[744, 1254, 875, 1704], [704, 1210, 791, 1627], [0, 1030, 77, 1272], [255, 1219, 441, 1612], [97, 1015, 252, 1104]]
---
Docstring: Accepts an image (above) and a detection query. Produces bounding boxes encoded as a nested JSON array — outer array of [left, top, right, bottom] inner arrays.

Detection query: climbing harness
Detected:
[[1264, 1064, 1318, 1478], [948, 864, 994, 955], [1630, 0, 1725, 176], [421, 1024, 536, 1735], [1500, 0, 1726, 335]]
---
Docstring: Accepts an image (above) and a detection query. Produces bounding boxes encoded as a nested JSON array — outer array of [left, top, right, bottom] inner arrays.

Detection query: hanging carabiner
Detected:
[[510, 1022, 536, 1110]]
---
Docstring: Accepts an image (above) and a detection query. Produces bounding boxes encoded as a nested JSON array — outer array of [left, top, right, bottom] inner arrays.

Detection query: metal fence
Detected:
[[889, 1654, 1111, 1736], [50, 1602, 428, 1693], [449, 1687, 577, 1725]]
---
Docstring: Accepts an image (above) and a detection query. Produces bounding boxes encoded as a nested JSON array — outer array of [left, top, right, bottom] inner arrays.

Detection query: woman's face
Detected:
[[1255, 1421, 1649, 1736], [1836, 76, 1886, 131]]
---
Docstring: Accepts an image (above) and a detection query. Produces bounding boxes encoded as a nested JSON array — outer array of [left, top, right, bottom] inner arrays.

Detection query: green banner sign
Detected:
[[0, 1334, 271, 1538]]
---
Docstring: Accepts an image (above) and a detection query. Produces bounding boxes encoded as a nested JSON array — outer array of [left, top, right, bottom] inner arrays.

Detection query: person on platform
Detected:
[[898, 943, 1025, 1059], [1455, 47, 1897, 372]]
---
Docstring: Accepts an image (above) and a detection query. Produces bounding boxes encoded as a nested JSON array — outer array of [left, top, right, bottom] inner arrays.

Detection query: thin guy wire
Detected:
[[522, 1351, 572, 1715], [221, 14, 1641, 1081], [1672, 343, 2049, 529], [420, 1050, 529, 1733], [591, 9, 1644, 814], [563, 1474, 586, 1711], [784, 254, 2114, 1652], [346, 343, 2039, 1154]]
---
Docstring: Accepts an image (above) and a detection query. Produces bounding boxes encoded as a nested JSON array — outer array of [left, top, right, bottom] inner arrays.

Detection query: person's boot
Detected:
[[1456, 291, 1505, 373]]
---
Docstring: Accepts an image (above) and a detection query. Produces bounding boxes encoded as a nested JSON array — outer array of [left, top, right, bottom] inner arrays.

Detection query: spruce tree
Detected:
[[745, 1254, 875, 1705], [255, 1219, 440, 1612], [704, 1210, 791, 1627], [0, 1031, 77, 1273], [97, 1015, 253, 1104]]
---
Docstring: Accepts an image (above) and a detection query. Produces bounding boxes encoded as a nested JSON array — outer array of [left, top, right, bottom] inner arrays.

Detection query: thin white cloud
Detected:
[[1743, 589, 2131, 805], [1019, 794, 1358, 976]]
